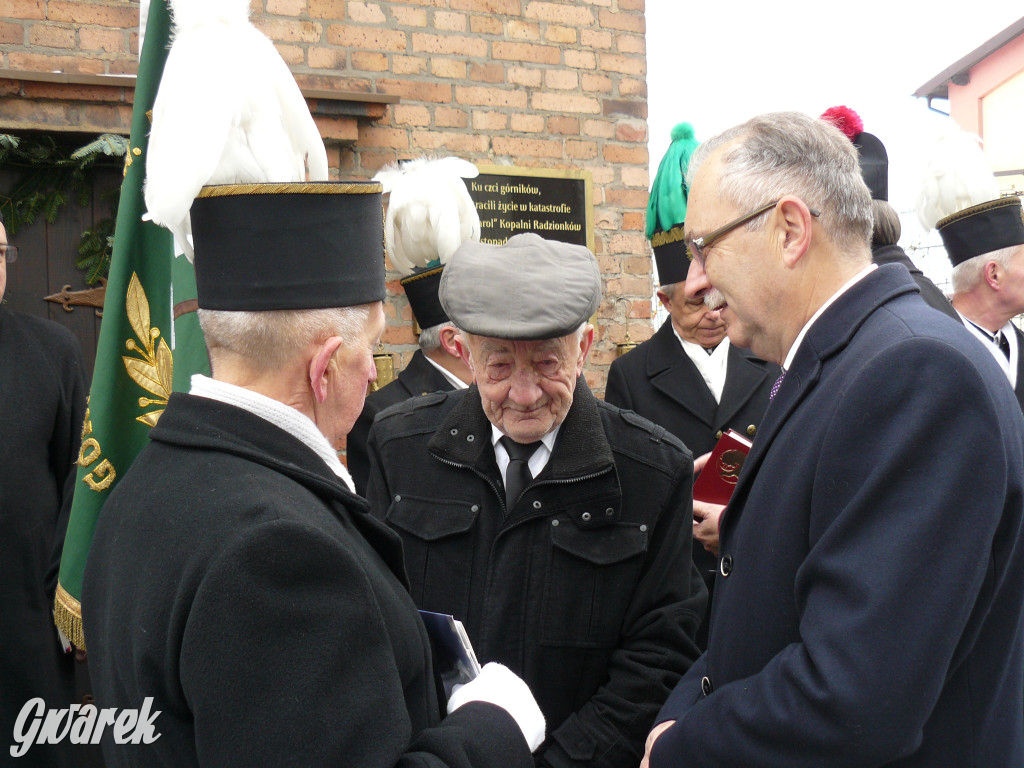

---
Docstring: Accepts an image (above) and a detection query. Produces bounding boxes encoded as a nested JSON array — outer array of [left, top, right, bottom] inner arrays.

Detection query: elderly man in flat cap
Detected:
[[365, 232, 706, 768], [82, 183, 545, 768], [937, 197, 1024, 410]]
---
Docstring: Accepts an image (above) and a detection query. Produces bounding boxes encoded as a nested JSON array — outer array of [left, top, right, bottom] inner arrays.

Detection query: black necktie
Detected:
[[500, 437, 541, 510], [996, 331, 1011, 361]]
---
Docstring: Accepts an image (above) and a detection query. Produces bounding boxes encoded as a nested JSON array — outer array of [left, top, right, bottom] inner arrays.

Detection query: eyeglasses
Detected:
[[686, 200, 819, 268], [0, 244, 17, 263]]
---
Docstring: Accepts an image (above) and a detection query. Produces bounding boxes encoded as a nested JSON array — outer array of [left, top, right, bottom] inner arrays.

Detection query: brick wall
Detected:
[[0, 0, 655, 393]]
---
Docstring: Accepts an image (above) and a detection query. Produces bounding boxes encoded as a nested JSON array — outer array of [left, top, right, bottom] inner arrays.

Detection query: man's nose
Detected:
[[684, 257, 711, 301], [507, 368, 542, 405]]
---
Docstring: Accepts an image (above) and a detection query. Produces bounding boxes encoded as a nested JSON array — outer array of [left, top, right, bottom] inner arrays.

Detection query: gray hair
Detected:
[[687, 111, 874, 257], [657, 281, 683, 301], [871, 200, 902, 248], [418, 322, 450, 354], [950, 246, 1018, 294], [198, 304, 371, 370]]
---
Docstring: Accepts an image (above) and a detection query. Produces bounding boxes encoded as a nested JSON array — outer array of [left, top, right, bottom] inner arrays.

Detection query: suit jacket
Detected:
[[83, 394, 531, 768], [347, 349, 455, 494], [1015, 324, 1024, 411], [872, 243, 958, 321], [653, 264, 1024, 767]]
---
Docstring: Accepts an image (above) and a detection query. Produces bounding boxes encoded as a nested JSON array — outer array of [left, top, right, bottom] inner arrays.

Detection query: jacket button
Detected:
[[533, 500, 542, 509], [720, 554, 733, 577], [466, 434, 475, 442], [551, 519, 559, 527], [471, 505, 479, 512], [605, 507, 614, 517], [715, 429, 723, 440], [394, 495, 401, 502], [747, 424, 757, 436], [581, 511, 592, 521], [701, 676, 713, 696], [450, 428, 458, 436], [639, 524, 648, 532]]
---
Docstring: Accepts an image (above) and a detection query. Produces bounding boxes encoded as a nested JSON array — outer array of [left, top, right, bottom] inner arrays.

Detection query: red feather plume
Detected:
[[820, 105, 863, 141]]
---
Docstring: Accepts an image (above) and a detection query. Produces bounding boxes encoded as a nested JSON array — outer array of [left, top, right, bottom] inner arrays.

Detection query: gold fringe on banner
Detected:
[[54, 582, 86, 651]]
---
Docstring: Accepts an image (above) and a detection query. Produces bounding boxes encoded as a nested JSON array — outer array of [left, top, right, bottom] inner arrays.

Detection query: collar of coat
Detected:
[[428, 377, 616, 481], [153, 393, 369, 512]]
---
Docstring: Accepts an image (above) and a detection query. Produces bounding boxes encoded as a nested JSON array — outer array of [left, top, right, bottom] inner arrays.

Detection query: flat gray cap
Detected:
[[439, 232, 602, 340]]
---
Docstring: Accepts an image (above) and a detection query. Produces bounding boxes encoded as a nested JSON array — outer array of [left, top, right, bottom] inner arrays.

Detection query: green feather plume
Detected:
[[646, 122, 699, 240]]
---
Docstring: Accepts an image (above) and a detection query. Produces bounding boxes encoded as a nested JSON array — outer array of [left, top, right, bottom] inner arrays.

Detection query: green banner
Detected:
[[55, 0, 209, 649]]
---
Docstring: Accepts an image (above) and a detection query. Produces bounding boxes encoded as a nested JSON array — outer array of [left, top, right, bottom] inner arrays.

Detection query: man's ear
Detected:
[[776, 197, 814, 268], [439, 325, 461, 359], [309, 336, 345, 403], [984, 260, 1002, 291], [656, 289, 672, 312], [576, 324, 595, 376], [454, 332, 477, 379]]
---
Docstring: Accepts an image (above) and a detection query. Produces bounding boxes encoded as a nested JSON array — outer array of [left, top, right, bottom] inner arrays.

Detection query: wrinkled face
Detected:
[[461, 330, 591, 443], [319, 302, 385, 448], [0, 222, 7, 303], [660, 279, 726, 349]]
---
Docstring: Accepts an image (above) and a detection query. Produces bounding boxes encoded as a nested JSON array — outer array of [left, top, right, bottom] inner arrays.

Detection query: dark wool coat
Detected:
[[82, 393, 532, 768], [872, 243, 959, 321], [604, 323, 779, 647], [0, 306, 86, 768], [347, 349, 455, 495], [652, 265, 1024, 768], [1015, 324, 1024, 411], [366, 381, 707, 768]]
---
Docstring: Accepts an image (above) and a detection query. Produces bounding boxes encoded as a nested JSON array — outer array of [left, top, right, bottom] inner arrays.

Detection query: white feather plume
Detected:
[[144, 0, 328, 261], [916, 124, 999, 230], [374, 156, 481, 275]]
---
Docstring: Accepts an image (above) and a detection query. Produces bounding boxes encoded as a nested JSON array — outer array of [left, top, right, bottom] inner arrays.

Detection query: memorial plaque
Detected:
[[468, 165, 594, 252]]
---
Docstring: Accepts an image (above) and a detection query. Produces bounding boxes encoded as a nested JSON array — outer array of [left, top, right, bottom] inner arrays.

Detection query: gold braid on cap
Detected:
[[197, 182, 383, 197], [650, 224, 686, 249], [936, 196, 1023, 231]]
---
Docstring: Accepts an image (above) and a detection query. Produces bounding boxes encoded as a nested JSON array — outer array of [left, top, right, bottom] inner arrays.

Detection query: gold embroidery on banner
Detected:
[[123, 272, 173, 427], [54, 583, 85, 651], [123, 146, 142, 177], [77, 398, 118, 492]]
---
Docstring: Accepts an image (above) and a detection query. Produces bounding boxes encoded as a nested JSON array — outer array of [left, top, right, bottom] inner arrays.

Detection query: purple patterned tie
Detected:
[[769, 371, 786, 401]]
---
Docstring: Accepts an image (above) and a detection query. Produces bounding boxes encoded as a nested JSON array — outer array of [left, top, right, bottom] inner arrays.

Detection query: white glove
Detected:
[[447, 662, 546, 752]]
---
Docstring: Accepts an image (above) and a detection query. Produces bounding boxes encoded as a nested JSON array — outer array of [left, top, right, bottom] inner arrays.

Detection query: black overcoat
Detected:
[[0, 306, 85, 768], [872, 243, 959, 320], [366, 381, 706, 768], [347, 349, 455, 494], [82, 393, 531, 768], [652, 265, 1024, 767]]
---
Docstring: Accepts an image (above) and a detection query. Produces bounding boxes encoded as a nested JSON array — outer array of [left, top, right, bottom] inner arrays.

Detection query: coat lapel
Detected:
[[715, 346, 771, 427], [647, 323, 718, 427]]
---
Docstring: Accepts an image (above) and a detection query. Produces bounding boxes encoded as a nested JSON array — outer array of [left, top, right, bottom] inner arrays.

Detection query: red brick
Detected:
[[523, 1, 595, 26], [410, 130, 489, 153], [435, 106, 469, 128], [531, 91, 600, 114], [393, 55, 427, 75], [274, 43, 305, 66], [566, 140, 598, 159], [29, 24, 76, 49], [0, 0, 44, 20], [454, 85, 528, 108], [266, 0, 308, 15], [21, 81, 125, 102], [0, 80, 21, 97], [472, 111, 508, 131], [378, 78, 453, 104], [546, 115, 578, 135], [597, 53, 645, 76], [618, 78, 647, 97], [393, 104, 431, 127], [431, 58, 468, 79], [253, 18, 322, 43], [412, 32, 488, 57], [308, 0, 344, 19], [616, 121, 646, 143], [564, 49, 596, 69], [390, 6, 428, 26], [308, 46, 346, 69], [599, 9, 644, 32], [348, 1, 387, 23], [544, 25, 577, 44], [47, 3, 137, 27], [434, 10, 467, 31], [7, 51, 104, 74], [583, 119, 614, 139], [580, 28, 612, 49], [544, 69, 578, 90], [491, 136, 562, 158], [359, 124, 410, 150], [606, 188, 649, 209], [348, 50, 387, 71], [616, 33, 645, 55], [603, 144, 647, 165], [492, 41, 561, 65], [581, 73, 613, 93], [449, 0, 521, 13], [0, 20, 23, 44], [621, 213, 646, 232], [328, 25, 407, 51], [312, 115, 359, 142], [602, 99, 646, 119], [507, 19, 540, 40], [508, 66, 541, 87], [512, 113, 545, 133], [470, 15, 503, 35], [360, 151, 400, 173], [469, 61, 504, 83]]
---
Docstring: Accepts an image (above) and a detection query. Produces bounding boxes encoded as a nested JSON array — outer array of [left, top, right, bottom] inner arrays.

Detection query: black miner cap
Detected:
[[191, 182, 386, 311], [937, 196, 1024, 267]]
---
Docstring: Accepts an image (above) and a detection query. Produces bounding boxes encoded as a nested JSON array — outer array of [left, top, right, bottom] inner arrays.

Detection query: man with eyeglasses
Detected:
[[0, 212, 87, 767], [640, 112, 1024, 768]]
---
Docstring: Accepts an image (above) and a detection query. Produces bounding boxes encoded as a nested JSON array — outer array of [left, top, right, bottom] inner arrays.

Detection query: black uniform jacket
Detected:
[[348, 349, 455, 494], [652, 265, 1024, 767], [366, 381, 707, 768], [0, 307, 86, 768], [872, 243, 958, 321], [1015, 324, 1024, 411], [82, 393, 531, 768], [604, 321, 779, 646]]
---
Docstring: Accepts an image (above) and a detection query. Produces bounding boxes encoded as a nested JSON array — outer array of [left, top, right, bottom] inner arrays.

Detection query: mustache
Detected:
[[704, 289, 726, 310]]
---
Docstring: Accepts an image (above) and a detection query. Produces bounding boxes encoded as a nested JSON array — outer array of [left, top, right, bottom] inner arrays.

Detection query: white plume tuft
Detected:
[[373, 156, 481, 275], [916, 124, 999, 231], [144, 0, 328, 262]]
